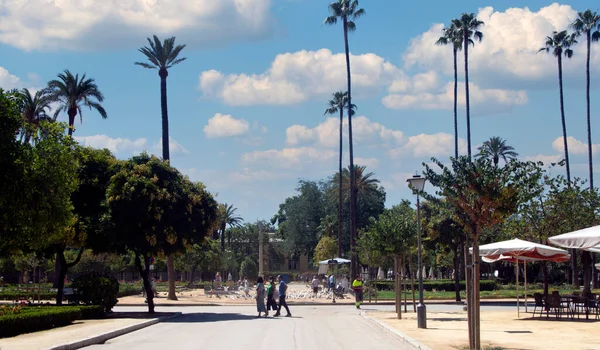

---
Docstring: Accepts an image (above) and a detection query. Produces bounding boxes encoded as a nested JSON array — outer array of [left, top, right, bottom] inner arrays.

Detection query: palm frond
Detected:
[[135, 61, 157, 69]]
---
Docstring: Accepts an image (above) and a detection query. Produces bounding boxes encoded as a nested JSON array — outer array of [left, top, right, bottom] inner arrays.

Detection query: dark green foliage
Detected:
[[371, 280, 496, 292], [239, 257, 258, 280], [0, 305, 102, 338], [71, 272, 119, 314]]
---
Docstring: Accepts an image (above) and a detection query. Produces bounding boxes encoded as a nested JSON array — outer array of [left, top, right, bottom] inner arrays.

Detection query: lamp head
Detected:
[[407, 174, 426, 192]]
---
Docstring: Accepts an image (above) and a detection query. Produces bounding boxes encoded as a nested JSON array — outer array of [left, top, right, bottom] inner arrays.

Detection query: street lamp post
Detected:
[[407, 174, 426, 329]]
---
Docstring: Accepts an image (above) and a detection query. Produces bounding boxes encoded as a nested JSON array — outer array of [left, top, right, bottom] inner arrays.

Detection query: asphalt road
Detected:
[[81, 305, 412, 350]]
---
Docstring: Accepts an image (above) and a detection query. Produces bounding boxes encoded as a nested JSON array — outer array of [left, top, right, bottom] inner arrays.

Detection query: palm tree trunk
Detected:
[[343, 17, 358, 280], [220, 224, 226, 252], [558, 55, 571, 184], [159, 70, 177, 301], [586, 31, 593, 190], [453, 47, 459, 159], [557, 54, 577, 287], [338, 107, 344, 257], [67, 111, 76, 137], [463, 30, 472, 160], [160, 74, 170, 162]]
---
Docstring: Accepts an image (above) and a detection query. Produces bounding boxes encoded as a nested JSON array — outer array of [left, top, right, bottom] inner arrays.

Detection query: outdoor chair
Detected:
[[546, 294, 571, 319], [572, 295, 588, 319], [533, 293, 545, 318]]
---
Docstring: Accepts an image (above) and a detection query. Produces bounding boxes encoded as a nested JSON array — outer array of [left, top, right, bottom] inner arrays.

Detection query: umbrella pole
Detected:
[[516, 258, 520, 318], [524, 261, 528, 313]]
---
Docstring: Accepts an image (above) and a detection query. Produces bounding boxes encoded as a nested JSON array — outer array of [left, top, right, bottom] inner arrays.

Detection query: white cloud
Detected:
[[383, 81, 528, 115], [75, 135, 148, 155], [355, 157, 379, 169], [154, 137, 189, 155], [228, 168, 292, 182], [402, 4, 598, 89], [199, 48, 405, 106], [523, 154, 562, 165], [286, 116, 404, 148], [242, 147, 336, 169], [387, 133, 467, 159], [0, 67, 22, 89], [203, 113, 250, 138], [552, 136, 600, 156], [0, 0, 273, 51]]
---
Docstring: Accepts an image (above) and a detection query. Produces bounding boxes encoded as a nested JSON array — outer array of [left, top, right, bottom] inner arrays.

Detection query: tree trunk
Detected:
[[409, 255, 416, 313], [585, 30, 593, 190], [54, 247, 84, 305], [582, 251, 592, 294], [557, 55, 571, 184], [542, 261, 549, 296], [343, 17, 358, 280], [453, 47, 459, 159], [463, 29, 472, 160], [338, 106, 344, 257], [167, 254, 177, 300], [464, 236, 474, 349], [395, 256, 401, 319], [220, 224, 226, 252], [453, 244, 461, 302], [135, 254, 155, 313], [67, 110, 77, 137], [472, 234, 481, 350], [159, 73, 170, 162]]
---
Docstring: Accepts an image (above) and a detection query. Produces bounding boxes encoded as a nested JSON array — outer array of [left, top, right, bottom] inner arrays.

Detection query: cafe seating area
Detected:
[[532, 291, 600, 320]]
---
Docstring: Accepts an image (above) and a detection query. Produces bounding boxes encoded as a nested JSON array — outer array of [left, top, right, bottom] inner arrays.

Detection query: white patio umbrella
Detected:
[[318, 258, 351, 265], [474, 238, 570, 318], [548, 225, 600, 253]]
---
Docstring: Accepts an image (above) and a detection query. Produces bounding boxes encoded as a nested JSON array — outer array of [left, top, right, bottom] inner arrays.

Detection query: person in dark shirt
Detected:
[[274, 275, 292, 317]]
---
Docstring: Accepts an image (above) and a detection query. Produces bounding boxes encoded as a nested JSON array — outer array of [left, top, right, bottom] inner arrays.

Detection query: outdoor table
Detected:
[[561, 295, 590, 320]]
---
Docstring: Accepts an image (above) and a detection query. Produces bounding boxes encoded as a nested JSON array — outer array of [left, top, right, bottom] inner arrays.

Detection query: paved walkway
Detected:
[[81, 306, 409, 350]]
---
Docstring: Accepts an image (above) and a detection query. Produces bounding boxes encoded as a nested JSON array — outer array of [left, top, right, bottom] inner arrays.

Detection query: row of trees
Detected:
[[1, 88, 222, 313]]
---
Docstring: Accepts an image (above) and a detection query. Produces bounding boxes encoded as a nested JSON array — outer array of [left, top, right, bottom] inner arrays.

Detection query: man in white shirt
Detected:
[[311, 276, 319, 297]]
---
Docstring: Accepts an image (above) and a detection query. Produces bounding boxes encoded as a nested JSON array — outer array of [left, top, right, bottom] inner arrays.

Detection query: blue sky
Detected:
[[1, 1, 599, 223]]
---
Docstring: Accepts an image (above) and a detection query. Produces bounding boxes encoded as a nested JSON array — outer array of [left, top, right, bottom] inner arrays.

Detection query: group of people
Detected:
[[255, 275, 292, 318]]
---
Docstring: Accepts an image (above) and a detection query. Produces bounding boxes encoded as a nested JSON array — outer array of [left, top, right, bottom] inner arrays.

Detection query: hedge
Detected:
[[370, 279, 497, 292], [0, 305, 104, 338]]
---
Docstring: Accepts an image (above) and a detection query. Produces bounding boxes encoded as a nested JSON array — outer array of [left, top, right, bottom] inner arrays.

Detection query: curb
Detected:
[[359, 311, 432, 350], [46, 312, 182, 350]]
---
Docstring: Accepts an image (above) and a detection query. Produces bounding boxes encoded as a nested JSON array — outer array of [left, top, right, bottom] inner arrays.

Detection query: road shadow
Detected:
[[107, 312, 177, 319], [164, 313, 297, 323]]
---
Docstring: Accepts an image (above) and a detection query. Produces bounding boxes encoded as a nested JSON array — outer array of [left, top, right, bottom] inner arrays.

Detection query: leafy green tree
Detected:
[[436, 20, 464, 159], [324, 0, 365, 279], [175, 239, 221, 285], [135, 35, 187, 301], [424, 156, 540, 349], [422, 200, 464, 301], [455, 13, 484, 159], [314, 236, 338, 265], [240, 257, 258, 280], [47, 70, 107, 137], [476, 136, 518, 166], [539, 30, 577, 183], [571, 10, 600, 189], [104, 154, 217, 312]]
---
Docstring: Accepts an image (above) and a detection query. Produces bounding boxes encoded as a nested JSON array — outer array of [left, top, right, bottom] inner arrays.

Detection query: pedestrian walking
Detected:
[[266, 277, 278, 311], [311, 276, 319, 297], [256, 276, 267, 317], [274, 275, 291, 317], [352, 275, 364, 309]]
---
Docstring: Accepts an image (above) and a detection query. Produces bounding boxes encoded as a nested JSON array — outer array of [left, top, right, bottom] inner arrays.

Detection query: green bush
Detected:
[[0, 306, 81, 338], [117, 283, 141, 297], [71, 272, 119, 314], [370, 279, 497, 292]]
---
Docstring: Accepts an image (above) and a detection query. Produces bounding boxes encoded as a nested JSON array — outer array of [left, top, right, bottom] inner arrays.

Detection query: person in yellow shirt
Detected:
[[352, 275, 364, 309]]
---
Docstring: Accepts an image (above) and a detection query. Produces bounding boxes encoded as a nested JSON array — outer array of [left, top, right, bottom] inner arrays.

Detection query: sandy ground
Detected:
[[367, 309, 600, 350], [118, 283, 359, 305]]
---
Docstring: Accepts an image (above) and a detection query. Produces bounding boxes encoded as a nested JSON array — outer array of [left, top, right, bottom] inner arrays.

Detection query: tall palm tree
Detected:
[[218, 203, 243, 251], [475, 136, 518, 166], [436, 20, 465, 159], [135, 35, 186, 301], [324, 0, 365, 279], [15, 88, 54, 143], [455, 13, 484, 159], [324, 91, 354, 257], [539, 30, 577, 184], [47, 70, 107, 137], [571, 10, 600, 190], [135, 35, 187, 162]]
